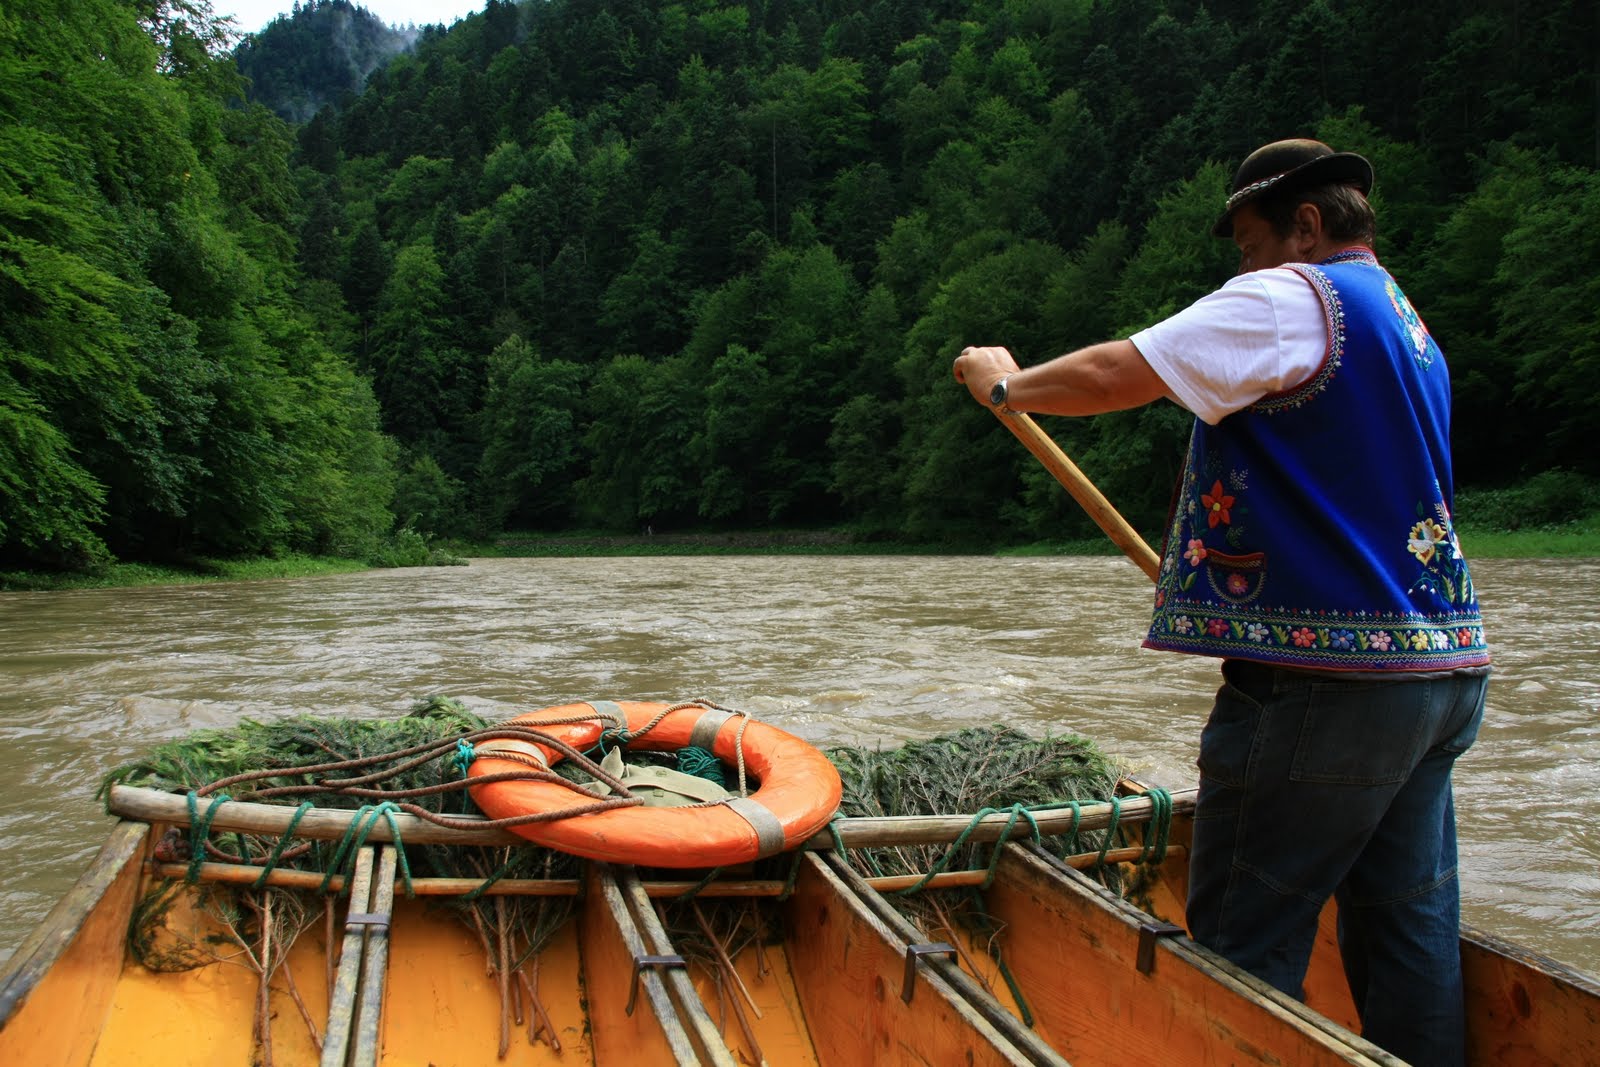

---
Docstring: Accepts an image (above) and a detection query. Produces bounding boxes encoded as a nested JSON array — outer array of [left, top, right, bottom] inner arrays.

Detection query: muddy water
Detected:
[[0, 556, 1594, 973]]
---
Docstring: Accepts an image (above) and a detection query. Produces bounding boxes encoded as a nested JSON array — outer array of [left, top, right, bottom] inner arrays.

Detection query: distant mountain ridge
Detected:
[[234, 0, 417, 123]]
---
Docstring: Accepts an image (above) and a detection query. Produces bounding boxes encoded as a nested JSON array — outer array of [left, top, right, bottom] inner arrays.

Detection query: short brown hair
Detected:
[[1255, 183, 1376, 245]]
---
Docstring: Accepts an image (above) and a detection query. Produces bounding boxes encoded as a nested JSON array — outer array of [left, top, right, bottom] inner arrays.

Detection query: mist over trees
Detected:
[[3, 0, 1597, 570], [235, 0, 419, 123]]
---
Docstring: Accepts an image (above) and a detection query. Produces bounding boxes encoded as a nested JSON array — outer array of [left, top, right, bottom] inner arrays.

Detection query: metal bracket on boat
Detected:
[[1136, 922, 1186, 975], [342, 912, 391, 934], [901, 942, 958, 1004], [626, 953, 687, 1016]]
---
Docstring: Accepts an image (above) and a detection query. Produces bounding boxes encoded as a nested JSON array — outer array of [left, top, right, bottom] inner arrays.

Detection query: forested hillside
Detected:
[[4, 0, 1597, 571], [2, 0, 395, 570], [235, 0, 417, 123]]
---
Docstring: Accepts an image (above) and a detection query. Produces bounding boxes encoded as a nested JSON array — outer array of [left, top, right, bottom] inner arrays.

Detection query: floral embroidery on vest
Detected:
[[1385, 279, 1434, 369], [1406, 495, 1474, 604]]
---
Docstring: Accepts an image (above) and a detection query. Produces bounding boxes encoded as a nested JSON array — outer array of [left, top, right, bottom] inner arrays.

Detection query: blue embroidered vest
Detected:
[[1143, 250, 1490, 671]]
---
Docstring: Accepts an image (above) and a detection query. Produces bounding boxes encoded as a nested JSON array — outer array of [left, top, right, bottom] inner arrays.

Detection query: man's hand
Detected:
[[954, 340, 1172, 418], [953, 346, 1021, 410]]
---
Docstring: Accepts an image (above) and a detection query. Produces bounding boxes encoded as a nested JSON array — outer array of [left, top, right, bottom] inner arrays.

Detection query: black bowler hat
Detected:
[[1212, 138, 1374, 238]]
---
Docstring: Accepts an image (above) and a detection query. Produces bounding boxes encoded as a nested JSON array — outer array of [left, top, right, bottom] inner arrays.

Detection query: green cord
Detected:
[[980, 805, 1042, 889], [967, 887, 1035, 1028], [889, 803, 1041, 897], [827, 816, 848, 857], [777, 850, 805, 901], [184, 791, 232, 884], [317, 802, 416, 898], [1092, 796, 1122, 868], [671, 865, 725, 901], [252, 802, 313, 889], [675, 745, 727, 787], [829, 814, 886, 876], [460, 851, 519, 902], [1136, 787, 1172, 864]]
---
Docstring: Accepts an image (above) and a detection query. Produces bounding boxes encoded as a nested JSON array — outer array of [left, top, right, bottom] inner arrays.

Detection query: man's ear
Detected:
[[1294, 202, 1323, 253]]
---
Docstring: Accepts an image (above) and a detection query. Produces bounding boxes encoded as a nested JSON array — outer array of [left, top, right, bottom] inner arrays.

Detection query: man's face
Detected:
[[1230, 203, 1301, 275]]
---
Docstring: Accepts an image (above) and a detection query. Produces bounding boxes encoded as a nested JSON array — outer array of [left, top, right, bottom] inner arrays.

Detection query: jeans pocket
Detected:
[[1197, 681, 1263, 789], [1291, 679, 1430, 785], [1440, 674, 1489, 755]]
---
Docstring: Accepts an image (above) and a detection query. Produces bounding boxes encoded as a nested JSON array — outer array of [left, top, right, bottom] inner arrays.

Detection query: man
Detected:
[[953, 139, 1490, 1066]]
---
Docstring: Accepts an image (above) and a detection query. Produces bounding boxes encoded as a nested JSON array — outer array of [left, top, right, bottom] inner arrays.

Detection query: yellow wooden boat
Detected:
[[2, 780, 1593, 1066]]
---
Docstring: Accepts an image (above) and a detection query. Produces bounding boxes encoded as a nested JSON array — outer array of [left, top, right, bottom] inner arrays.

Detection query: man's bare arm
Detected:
[[953, 340, 1174, 417]]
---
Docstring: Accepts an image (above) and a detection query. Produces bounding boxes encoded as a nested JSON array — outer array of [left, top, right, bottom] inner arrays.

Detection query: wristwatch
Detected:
[[989, 375, 1015, 414]]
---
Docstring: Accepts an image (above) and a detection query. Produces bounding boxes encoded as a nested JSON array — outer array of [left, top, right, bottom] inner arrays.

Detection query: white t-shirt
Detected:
[[1129, 268, 1329, 425]]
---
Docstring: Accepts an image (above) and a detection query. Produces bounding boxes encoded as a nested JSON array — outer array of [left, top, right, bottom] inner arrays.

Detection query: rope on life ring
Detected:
[[466, 699, 842, 868]]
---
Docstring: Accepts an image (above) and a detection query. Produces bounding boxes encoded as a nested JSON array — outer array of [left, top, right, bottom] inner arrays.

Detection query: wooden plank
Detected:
[[581, 864, 701, 1067], [0, 821, 148, 1067], [984, 845, 1399, 1067], [614, 866, 739, 1067], [818, 852, 1068, 1066], [1460, 923, 1600, 1066], [783, 851, 1052, 1066], [349, 847, 397, 1067], [319, 846, 376, 1067]]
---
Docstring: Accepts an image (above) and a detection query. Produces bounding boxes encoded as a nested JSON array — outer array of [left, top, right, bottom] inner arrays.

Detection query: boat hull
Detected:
[[2, 810, 1596, 1066]]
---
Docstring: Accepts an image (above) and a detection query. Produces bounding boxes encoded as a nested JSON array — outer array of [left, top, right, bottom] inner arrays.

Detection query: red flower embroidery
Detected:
[[1206, 618, 1230, 637], [1290, 627, 1317, 647], [1201, 480, 1234, 528], [1226, 573, 1250, 596]]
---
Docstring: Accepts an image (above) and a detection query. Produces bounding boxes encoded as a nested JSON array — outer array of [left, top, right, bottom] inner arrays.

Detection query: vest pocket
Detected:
[[1203, 549, 1266, 605]]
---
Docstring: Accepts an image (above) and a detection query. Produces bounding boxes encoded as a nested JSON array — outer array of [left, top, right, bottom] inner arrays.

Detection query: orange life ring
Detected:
[[466, 700, 842, 868]]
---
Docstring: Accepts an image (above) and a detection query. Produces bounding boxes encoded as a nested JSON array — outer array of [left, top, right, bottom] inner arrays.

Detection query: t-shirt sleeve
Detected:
[[1129, 269, 1328, 425]]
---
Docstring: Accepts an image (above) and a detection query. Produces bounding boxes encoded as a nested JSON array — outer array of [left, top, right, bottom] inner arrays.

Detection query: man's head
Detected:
[[1213, 139, 1374, 238], [1215, 138, 1376, 272]]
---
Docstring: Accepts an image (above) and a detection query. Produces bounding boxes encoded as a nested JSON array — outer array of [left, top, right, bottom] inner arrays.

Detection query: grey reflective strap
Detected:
[[724, 796, 787, 858], [476, 738, 549, 768], [688, 707, 736, 751], [587, 700, 627, 731]]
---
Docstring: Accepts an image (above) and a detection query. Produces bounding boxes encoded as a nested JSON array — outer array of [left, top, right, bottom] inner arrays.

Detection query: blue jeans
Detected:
[[1186, 660, 1487, 1066]]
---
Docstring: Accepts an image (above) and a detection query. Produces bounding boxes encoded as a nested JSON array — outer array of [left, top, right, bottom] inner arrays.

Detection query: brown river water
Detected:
[[0, 556, 1595, 975]]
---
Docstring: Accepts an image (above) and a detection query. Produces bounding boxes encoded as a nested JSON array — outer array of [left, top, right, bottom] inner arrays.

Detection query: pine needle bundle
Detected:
[[827, 724, 1124, 870], [824, 724, 1126, 937], [100, 696, 490, 803]]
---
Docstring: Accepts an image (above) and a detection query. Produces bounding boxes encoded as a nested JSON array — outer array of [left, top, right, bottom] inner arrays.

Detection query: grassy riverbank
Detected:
[[4, 518, 1596, 592], [1454, 519, 1600, 559], [480, 518, 1600, 561], [0, 554, 371, 592]]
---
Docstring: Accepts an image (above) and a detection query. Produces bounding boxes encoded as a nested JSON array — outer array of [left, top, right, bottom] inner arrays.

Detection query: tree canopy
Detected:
[[3, 0, 1596, 568]]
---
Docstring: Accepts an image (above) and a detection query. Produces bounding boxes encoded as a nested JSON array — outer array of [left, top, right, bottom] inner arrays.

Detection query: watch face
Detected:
[[989, 379, 1007, 406]]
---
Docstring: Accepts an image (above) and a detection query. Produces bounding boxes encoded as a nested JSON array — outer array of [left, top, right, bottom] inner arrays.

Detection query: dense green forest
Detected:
[[235, 0, 417, 122], [3, 0, 1598, 572]]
